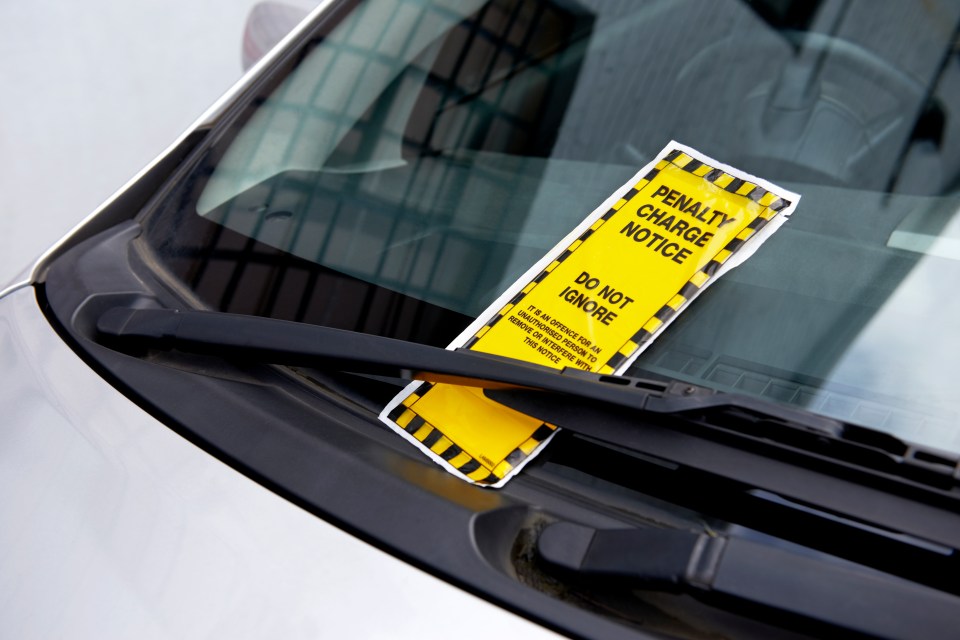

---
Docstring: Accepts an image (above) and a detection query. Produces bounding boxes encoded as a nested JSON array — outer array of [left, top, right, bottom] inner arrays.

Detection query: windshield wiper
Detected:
[[536, 521, 959, 640], [96, 306, 960, 553], [95, 306, 960, 635]]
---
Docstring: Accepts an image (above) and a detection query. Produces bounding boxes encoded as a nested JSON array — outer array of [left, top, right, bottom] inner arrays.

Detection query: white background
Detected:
[[0, 1, 318, 285]]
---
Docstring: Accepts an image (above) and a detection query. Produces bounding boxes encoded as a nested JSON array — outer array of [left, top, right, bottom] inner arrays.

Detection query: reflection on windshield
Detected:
[[197, 0, 597, 316], [149, 0, 960, 454], [817, 247, 960, 451]]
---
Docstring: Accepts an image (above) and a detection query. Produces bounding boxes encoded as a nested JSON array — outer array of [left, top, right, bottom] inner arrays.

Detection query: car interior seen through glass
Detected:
[[146, 0, 960, 456]]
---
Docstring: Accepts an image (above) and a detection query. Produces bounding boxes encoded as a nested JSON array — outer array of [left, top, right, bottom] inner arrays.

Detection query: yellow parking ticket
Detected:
[[380, 141, 800, 487]]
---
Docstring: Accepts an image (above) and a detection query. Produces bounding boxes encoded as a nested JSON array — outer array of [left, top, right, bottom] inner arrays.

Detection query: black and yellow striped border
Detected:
[[387, 383, 558, 486], [391, 146, 790, 486], [463, 147, 790, 373], [597, 149, 791, 373]]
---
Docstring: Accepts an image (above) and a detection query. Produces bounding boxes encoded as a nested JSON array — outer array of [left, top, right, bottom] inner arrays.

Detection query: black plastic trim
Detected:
[[39, 222, 656, 640]]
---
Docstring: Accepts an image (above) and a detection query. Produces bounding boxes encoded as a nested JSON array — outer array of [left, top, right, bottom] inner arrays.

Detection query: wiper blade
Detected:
[[538, 521, 960, 640], [96, 306, 680, 395], [95, 307, 840, 431], [96, 307, 960, 551]]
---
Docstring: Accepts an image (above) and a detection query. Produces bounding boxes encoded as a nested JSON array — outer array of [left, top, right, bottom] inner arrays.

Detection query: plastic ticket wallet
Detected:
[[380, 141, 801, 487]]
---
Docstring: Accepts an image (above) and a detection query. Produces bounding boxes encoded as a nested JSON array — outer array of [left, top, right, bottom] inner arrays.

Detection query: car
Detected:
[[4, 0, 960, 638]]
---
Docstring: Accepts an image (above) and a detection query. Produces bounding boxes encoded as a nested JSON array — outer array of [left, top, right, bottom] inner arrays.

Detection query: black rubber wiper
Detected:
[[536, 521, 960, 640], [96, 307, 845, 432], [96, 307, 960, 552], [95, 306, 696, 397]]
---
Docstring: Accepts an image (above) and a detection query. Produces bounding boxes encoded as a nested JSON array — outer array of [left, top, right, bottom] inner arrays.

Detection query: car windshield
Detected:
[[145, 0, 960, 455]]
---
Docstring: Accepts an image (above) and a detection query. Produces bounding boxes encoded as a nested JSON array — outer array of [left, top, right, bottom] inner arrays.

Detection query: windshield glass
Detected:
[[145, 0, 960, 455]]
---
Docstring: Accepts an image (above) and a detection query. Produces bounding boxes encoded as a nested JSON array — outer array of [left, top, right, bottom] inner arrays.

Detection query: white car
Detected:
[[4, 1, 960, 638]]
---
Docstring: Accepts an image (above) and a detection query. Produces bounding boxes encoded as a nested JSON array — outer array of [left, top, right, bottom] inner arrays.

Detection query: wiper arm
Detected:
[[96, 307, 960, 553]]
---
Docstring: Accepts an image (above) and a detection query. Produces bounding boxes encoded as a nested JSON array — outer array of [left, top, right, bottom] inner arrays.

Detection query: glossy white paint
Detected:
[[0, 286, 561, 639], [0, 0, 257, 284], [18, 1, 334, 293]]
